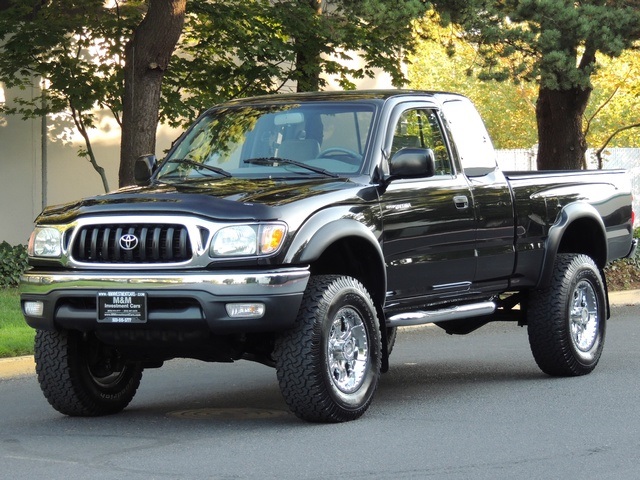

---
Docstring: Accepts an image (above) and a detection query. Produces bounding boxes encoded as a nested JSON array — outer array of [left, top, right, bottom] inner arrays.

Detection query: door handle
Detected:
[[453, 195, 469, 210]]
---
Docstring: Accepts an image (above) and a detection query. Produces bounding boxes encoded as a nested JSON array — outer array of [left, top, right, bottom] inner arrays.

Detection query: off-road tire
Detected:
[[35, 329, 143, 416], [527, 253, 607, 376], [275, 275, 382, 423]]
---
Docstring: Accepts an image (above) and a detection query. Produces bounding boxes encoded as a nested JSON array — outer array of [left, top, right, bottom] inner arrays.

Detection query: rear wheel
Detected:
[[527, 254, 606, 376], [275, 275, 381, 422], [35, 329, 143, 416]]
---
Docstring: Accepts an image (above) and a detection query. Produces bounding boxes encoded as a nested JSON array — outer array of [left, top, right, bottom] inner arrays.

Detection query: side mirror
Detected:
[[388, 148, 436, 180], [134, 154, 158, 186]]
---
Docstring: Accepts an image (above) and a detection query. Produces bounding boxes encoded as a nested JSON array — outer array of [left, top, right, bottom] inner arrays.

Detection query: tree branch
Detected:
[[595, 122, 640, 168], [69, 102, 111, 192], [585, 84, 620, 138]]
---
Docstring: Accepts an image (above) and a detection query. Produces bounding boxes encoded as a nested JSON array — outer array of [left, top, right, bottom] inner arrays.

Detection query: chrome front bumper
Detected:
[[20, 268, 311, 296], [20, 268, 310, 333]]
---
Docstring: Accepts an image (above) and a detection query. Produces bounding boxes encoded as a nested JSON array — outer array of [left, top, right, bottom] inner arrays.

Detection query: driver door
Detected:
[[381, 106, 477, 310]]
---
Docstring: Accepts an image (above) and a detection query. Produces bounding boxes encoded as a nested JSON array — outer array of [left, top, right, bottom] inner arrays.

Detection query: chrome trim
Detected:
[[387, 301, 496, 327], [119, 233, 139, 251], [432, 281, 472, 291], [31, 215, 288, 270], [20, 268, 310, 297]]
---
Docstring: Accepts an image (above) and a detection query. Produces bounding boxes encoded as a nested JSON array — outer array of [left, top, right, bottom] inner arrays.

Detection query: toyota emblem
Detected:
[[119, 234, 139, 251]]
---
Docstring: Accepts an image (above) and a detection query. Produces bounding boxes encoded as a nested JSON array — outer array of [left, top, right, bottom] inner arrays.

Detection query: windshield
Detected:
[[156, 102, 376, 181]]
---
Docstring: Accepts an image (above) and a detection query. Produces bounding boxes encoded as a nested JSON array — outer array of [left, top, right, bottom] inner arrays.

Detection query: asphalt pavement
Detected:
[[2, 289, 638, 380]]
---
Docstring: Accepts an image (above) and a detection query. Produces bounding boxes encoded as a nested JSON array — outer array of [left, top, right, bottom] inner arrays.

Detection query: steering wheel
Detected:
[[319, 147, 362, 160]]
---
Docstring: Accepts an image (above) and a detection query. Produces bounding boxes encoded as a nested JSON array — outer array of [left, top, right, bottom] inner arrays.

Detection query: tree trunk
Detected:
[[535, 86, 592, 170], [295, 47, 322, 92], [119, 0, 186, 187], [295, 0, 323, 93]]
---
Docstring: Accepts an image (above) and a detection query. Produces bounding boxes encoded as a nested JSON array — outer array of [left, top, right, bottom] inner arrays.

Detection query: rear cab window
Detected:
[[441, 98, 497, 177]]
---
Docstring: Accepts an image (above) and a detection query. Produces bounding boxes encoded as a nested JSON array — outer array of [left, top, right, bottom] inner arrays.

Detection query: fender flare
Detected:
[[536, 201, 608, 289], [284, 210, 386, 296], [285, 213, 384, 263]]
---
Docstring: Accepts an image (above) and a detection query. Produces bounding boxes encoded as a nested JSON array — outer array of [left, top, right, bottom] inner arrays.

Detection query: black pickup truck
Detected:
[[20, 90, 636, 422]]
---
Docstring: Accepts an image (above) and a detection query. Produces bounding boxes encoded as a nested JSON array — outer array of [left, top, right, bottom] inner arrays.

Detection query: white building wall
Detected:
[[0, 83, 180, 245], [0, 84, 42, 245]]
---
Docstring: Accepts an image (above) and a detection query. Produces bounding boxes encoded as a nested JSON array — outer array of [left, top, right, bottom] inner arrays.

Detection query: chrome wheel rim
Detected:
[[327, 306, 369, 394], [90, 369, 126, 388], [569, 280, 599, 352], [86, 354, 127, 389]]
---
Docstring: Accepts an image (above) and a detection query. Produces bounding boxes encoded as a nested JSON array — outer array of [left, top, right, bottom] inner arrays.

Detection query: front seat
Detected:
[[278, 139, 320, 161]]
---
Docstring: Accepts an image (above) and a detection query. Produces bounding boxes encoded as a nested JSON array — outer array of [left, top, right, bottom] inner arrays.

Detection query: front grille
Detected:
[[71, 224, 192, 264]]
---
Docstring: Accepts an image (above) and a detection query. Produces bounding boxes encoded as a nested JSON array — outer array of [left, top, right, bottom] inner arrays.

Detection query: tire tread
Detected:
[[35, 329, 142, 416], [527, 254, 605, 377], [275, 275, 381, 422]]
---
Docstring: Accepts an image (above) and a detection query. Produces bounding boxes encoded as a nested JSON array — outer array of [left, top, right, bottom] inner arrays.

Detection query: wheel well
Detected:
[[309, 237, 386, 306], [557, 217, 607, 268]]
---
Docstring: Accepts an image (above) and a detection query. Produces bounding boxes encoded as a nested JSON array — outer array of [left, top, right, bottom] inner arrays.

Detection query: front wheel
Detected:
[[275, 275, 382, 422], [35, 329, 143, 416], [527, 253, 607, 376]]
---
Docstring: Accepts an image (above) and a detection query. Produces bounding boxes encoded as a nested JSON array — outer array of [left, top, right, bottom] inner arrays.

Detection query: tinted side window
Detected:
[[390, 109, 452, 176], [441, 99, 496, 175]]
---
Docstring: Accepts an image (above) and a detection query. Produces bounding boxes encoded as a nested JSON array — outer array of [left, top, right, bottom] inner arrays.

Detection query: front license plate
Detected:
[[97, 291, 147, 324]]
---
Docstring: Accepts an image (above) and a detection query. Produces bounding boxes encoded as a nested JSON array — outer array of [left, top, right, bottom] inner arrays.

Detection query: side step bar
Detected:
[[387, 301, 496, 327]]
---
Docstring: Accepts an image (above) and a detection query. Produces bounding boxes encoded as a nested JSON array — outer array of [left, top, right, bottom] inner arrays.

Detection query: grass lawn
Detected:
[[0, 288, 34, 358]]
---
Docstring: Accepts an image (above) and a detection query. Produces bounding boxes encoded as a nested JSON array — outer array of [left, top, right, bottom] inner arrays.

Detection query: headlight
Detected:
[[211, 225, 257, 256], [211, 223, 287, 257], [28, 227, 63, 257]]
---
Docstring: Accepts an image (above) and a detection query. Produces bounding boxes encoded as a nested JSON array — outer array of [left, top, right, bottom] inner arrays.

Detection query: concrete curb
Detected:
[[0, 355, 35, 379], [2, 290, 638, 380], [607, 289, 640, 306]]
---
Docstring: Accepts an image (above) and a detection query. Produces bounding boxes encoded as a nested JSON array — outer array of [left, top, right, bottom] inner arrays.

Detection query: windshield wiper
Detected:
[[164, 159, 232, 178], [243, 157, 339, 178]]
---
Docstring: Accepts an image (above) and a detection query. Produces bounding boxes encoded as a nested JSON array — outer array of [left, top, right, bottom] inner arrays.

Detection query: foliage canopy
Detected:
[[430, 0, 640, 169], [160, 0, 428, 128], [409, 14, 640, 152]]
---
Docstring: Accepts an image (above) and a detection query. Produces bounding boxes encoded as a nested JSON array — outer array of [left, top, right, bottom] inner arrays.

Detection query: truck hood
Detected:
[[36, 177, 374, 224]]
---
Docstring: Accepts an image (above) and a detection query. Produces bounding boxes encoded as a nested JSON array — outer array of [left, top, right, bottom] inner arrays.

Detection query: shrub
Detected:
[[0, 242, 29, 288], [604, 227, 640, 291]]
